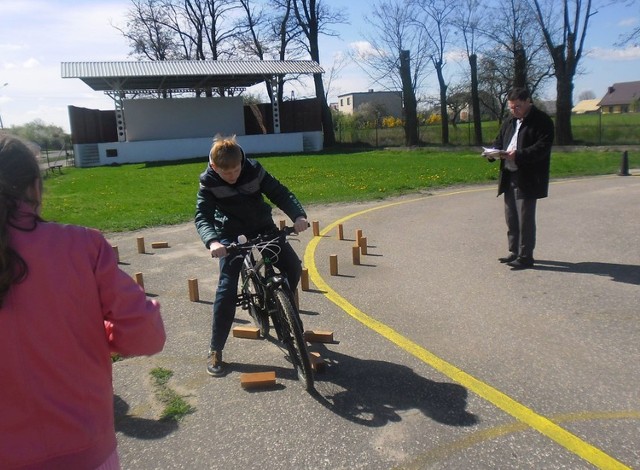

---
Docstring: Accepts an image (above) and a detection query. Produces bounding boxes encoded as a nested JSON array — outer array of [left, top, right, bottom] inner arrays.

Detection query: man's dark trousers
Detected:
[[504, 171, 537, 259]]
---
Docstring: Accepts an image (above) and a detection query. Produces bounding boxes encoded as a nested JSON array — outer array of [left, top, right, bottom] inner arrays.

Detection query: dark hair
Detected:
[[507, 87, 531, 102], [0, 133, 42, 307]]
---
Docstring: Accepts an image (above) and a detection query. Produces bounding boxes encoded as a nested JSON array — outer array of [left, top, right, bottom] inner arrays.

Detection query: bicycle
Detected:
[[227, 227, 314, 392]]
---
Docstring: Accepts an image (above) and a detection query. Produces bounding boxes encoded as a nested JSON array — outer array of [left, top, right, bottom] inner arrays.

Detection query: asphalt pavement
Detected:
[[108, 171, 639, 469]]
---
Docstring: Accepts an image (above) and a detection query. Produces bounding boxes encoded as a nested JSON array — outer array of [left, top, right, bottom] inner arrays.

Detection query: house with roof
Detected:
[[572, 99, 601, 114], [597, 80, 640, 114], [337, 90, 403, 118], [62, 60, 324, 167]]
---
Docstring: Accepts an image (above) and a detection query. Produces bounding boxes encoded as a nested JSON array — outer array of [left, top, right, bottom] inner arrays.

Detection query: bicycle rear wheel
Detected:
[[273, 288, 314, 392], [240, 268, 270, 338]]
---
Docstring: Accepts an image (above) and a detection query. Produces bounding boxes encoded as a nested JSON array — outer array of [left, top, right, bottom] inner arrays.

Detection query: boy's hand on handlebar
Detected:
[[294, 217, 309, 234], [209, 241, 227, 258]]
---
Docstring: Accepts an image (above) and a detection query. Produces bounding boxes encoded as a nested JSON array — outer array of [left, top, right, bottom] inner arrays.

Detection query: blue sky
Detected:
[[0, 0, 638, 132]]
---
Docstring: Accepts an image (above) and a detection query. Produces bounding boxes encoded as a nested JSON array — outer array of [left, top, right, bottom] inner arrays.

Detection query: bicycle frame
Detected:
[[236, 231, 292, 321], [229, 227, 314, 391]]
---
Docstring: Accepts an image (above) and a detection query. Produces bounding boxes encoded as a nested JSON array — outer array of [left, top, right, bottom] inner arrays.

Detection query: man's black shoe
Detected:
[[499, 253, 518, 263], [508, 257, 534, 270]]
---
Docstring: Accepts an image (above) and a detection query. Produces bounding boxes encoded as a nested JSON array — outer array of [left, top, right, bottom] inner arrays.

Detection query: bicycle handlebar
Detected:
[[220, 226, 299, 258]]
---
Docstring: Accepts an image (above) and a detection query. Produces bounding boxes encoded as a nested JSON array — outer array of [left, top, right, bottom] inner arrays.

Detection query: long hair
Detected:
[[0, 133, 42, 307]]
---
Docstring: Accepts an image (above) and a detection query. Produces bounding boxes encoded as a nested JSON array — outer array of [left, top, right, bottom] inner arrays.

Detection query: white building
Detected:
[[337, 90, 402, 118], [62, 60, 324, 167]]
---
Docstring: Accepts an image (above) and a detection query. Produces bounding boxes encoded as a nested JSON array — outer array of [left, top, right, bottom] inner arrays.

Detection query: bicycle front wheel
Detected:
[[273, 288, 314, 392], [240, 268, 270, 338]]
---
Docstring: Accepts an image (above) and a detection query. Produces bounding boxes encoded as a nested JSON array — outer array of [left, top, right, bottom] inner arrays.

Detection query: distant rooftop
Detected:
[[598, 80, 640, 106]]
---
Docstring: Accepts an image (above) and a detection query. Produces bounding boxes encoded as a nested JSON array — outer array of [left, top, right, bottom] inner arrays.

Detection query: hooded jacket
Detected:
[[195, 155, 306, 247]]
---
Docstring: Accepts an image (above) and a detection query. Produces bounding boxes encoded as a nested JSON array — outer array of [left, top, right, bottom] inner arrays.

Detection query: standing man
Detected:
[[488, 87, 554, 269]]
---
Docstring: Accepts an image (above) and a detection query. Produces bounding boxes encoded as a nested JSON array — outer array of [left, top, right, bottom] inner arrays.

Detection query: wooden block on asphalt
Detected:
[[301, 268, 310, 291], [188, 278, 199, 302], [240, 371, 277, 389], [151, 241, 170, 249], [359, 236, 368, 255], [134, 272, 144, 289], [232, 326, 260, 339], [304, 330, 334, 343], [352, 245, 360, 265], [329, 254, 338, 276], [309, 352, 326, 372], [136, 236, 145, 254]]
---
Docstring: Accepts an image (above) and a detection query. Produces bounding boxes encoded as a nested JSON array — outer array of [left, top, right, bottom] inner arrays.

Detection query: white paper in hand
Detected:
[[482, 147, 503, 158]]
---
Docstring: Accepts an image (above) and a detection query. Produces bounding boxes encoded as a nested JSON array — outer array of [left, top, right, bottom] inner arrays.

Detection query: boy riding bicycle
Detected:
[[195, 135, 309, 377]]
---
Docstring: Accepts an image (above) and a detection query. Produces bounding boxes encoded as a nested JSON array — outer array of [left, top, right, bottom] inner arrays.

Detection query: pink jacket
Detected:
[[0, 205, 166, 469]]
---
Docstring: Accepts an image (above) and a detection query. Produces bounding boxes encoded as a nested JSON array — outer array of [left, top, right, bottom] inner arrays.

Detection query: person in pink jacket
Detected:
[[0, 134, 166, 469]]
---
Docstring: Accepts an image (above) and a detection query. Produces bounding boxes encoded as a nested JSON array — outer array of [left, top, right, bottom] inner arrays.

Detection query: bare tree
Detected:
[[293, 0, 347, 146], [120, 1, 242, 63], [413, 0, 459, 145], [477, 53, 513, 122], [173, 0, 241, 61], [483, 0, 553, 98], [354, 0, 430, 145], [266, 0, 307, 103], [528, 0, 597, 145], [453, 0, 489, 145], [115, 0, 181, 60], [578, 89, 596, 100], [322, 52, 348, 102], [616, 0, 640, 46], [445, 84, 472, 127]]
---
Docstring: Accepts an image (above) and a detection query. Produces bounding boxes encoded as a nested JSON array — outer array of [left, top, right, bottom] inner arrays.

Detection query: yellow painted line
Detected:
[[398, 410, 640, 469], [303, 186, 631, 470]]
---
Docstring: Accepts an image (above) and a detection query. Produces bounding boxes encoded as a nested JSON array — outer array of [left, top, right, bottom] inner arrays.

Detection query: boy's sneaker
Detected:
[[207, 350, 225, 377]]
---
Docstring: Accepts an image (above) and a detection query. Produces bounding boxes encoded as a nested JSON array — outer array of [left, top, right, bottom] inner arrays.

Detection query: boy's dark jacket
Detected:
[[195, 155, 306, 247], [493, 104, 554, 199]]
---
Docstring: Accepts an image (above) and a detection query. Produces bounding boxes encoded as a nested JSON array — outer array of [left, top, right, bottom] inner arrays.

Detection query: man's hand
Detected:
[[293, 216, 309, 234], [503, 149, 516, 161], [209, 241, 227, 258]]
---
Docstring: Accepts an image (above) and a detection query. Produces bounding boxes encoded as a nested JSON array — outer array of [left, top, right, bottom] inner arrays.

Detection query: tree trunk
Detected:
[[400, 50, 419, 146], [302, 0, 335, 148], [436, 64, 449, 145], [555, 75, 573, 145], [513, 45, 527, 88], [469, 54, 483, 145], [312, 73, 335, 147]]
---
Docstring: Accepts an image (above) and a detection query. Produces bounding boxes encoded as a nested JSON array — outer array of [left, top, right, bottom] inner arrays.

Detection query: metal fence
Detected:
[[335, 119, 640, 147]]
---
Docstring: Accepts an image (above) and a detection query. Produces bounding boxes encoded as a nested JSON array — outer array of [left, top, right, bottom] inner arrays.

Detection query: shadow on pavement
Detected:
[[534, 260, 640, 285], [310, 345, 478, 428], [114, 395, 179, 439]]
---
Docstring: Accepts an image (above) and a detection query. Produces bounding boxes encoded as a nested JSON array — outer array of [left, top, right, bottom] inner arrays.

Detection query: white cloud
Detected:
[[589, 46, 640, 60], [349, 41, 384, 60], [619, 17, 638, 28], [445, 48, 468, 64], [23, 58, 40, 69], [0, 1, 132, 130]]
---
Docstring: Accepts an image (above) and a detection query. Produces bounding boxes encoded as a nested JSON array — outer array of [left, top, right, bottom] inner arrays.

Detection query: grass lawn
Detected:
[[41, 148, 638, 233]]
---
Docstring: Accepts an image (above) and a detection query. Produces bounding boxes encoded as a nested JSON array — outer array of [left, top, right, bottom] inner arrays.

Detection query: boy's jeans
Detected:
[[209, 239, 302, 351]]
